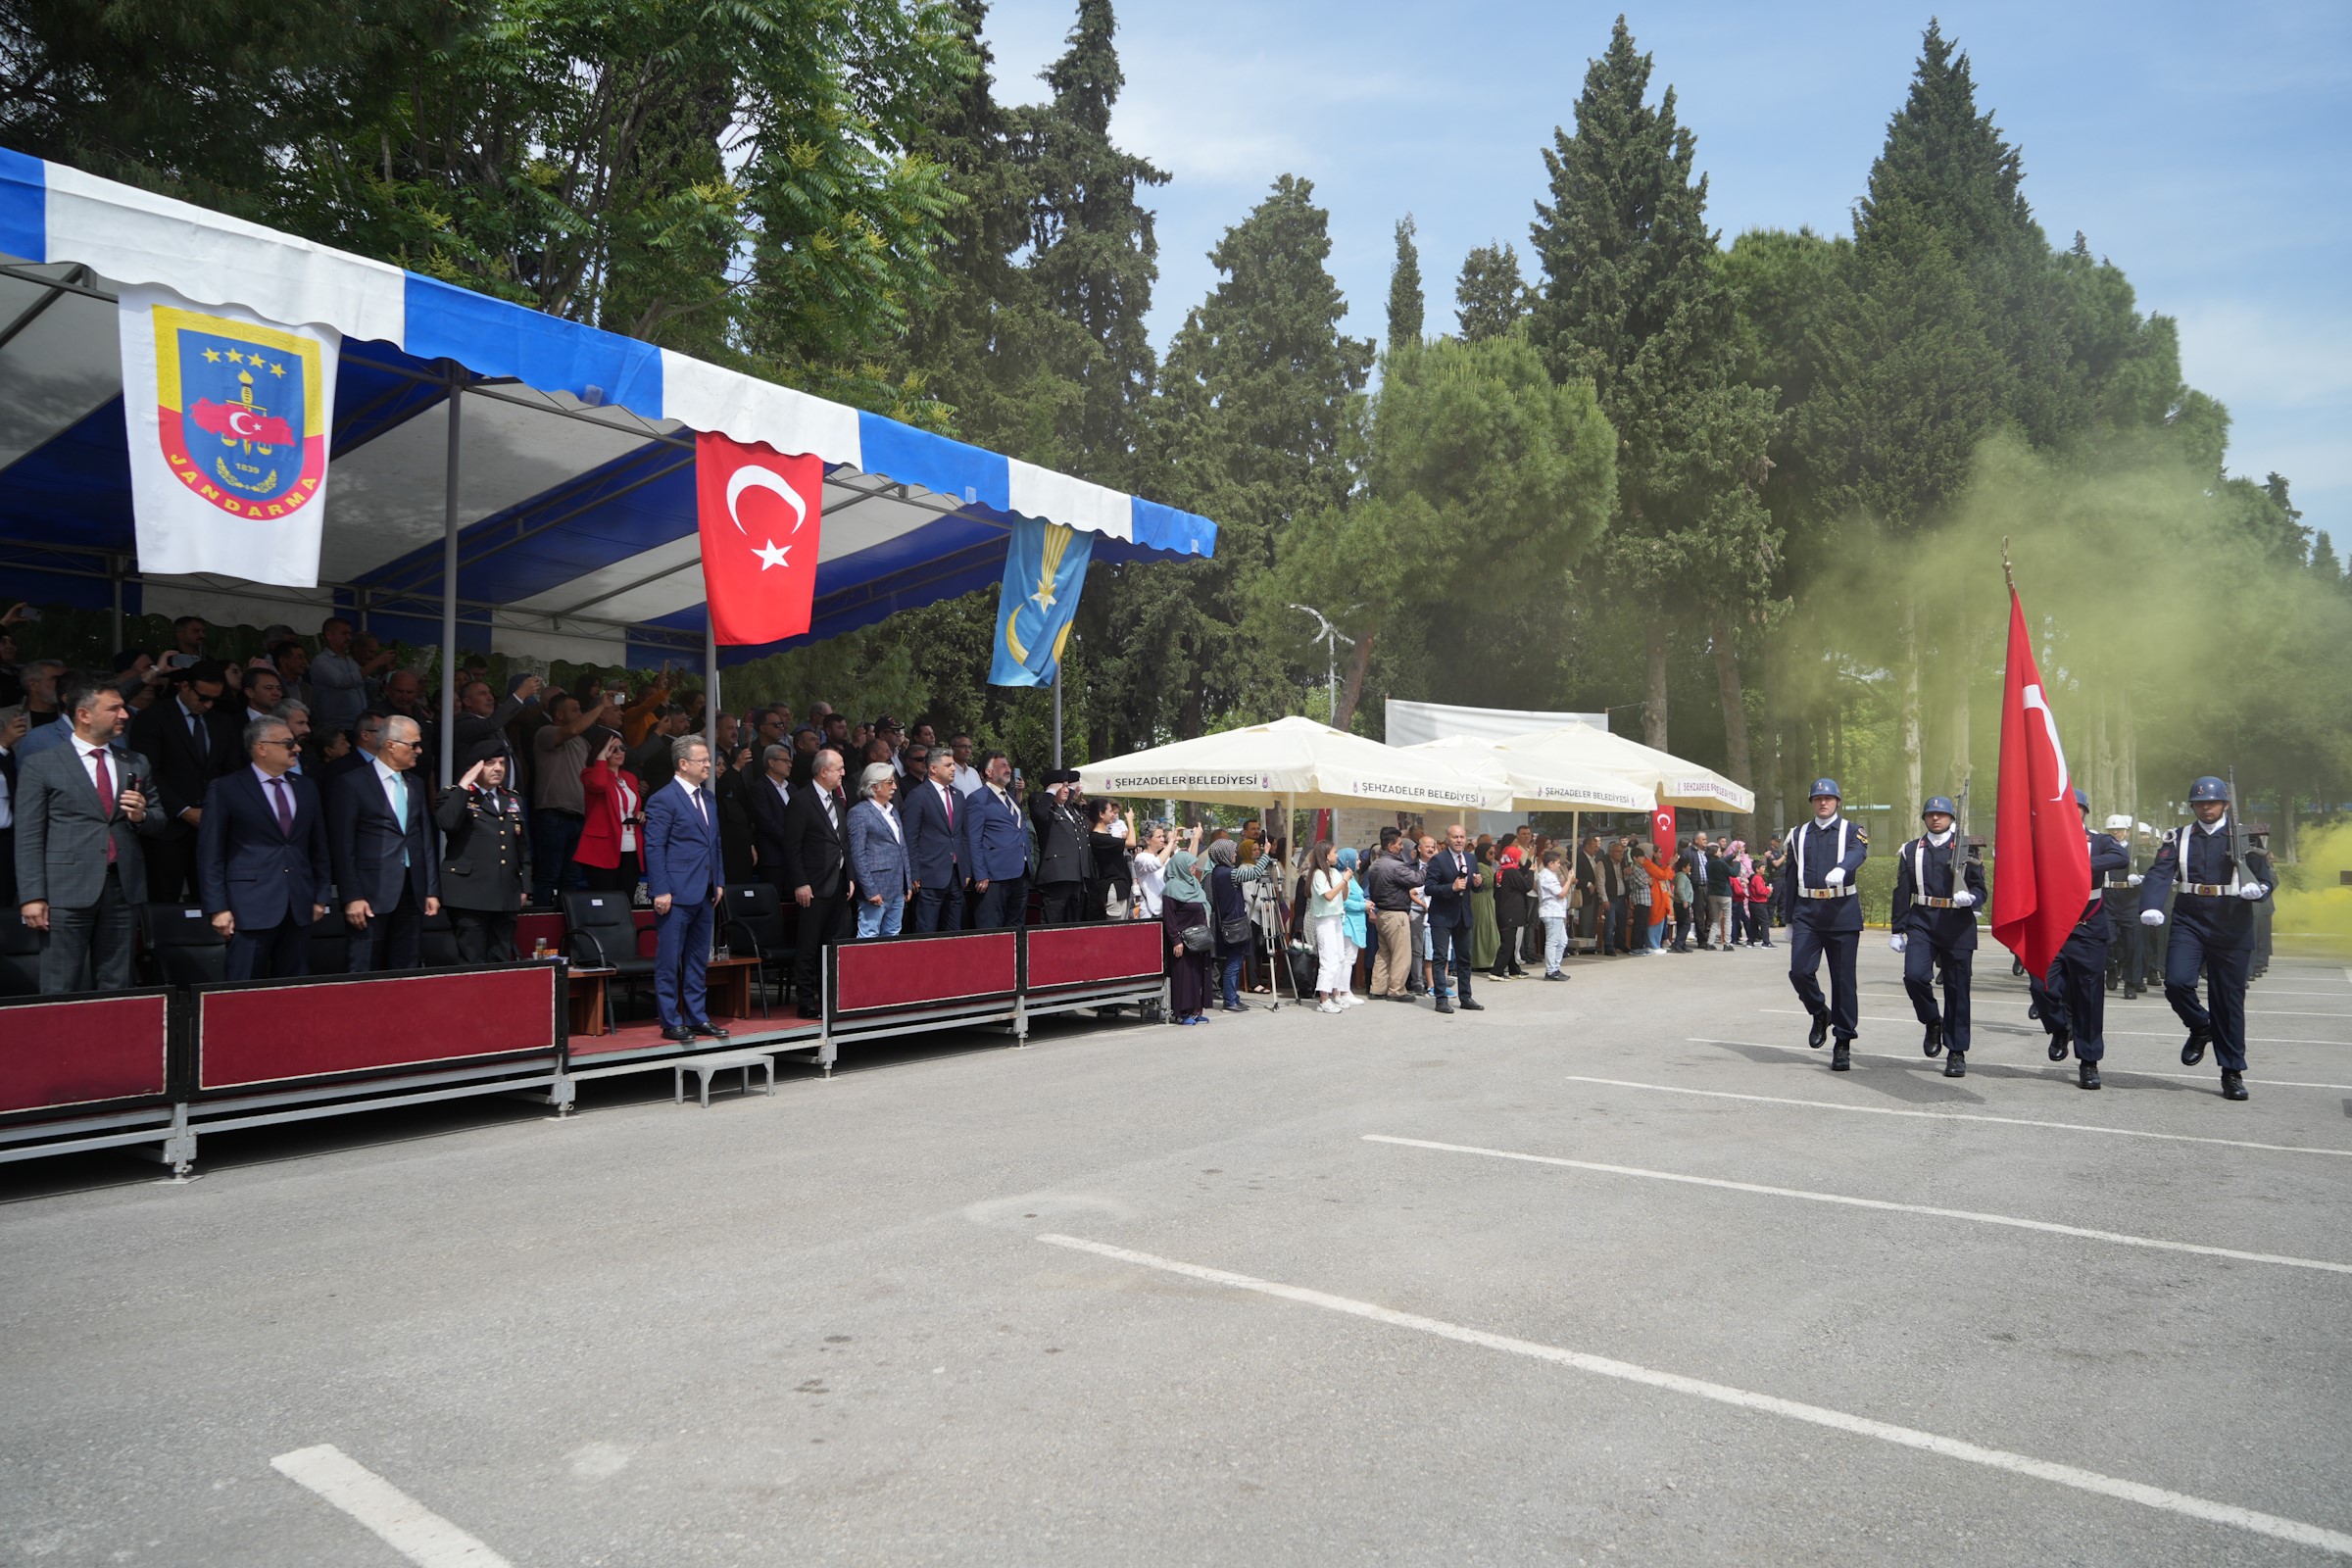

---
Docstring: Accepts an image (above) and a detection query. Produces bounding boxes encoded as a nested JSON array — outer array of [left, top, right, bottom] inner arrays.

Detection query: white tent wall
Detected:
[[1384, 700, 1606, 748]]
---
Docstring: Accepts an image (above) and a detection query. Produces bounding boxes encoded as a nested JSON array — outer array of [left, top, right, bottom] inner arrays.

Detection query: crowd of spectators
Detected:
[[2, 599, 1792, 1017]]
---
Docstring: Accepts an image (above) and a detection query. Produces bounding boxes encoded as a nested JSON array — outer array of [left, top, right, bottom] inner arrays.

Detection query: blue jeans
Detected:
[[1543, 916, 1567, 973], [857, 896, 906, 939], [1219, 952, 1246, 1007]]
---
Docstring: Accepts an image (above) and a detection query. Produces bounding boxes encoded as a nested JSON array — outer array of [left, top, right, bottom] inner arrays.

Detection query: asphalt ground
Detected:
[[3, 936, 2348, 1566]]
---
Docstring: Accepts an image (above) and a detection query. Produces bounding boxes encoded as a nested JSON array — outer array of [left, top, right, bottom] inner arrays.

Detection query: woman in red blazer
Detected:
[[576, 732, 646, 893]]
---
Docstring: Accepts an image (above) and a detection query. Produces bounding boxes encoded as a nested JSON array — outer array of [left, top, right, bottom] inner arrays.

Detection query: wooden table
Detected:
[[705, 955, 766, 1021], [566, 966, 617, 1037]]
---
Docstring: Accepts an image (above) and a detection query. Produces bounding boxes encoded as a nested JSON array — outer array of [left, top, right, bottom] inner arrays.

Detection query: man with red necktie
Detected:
[[15, 672, 162, 992]]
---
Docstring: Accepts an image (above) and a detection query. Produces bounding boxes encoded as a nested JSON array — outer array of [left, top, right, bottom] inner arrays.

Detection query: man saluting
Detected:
[[1888, 794, 1983, 1077], [1782, 778, 1867, 1070], [2137, 775, 2272, 1102]]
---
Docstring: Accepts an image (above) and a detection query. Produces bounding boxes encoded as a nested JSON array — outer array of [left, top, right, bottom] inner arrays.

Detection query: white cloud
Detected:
[[2175, 299, 2352, 411]]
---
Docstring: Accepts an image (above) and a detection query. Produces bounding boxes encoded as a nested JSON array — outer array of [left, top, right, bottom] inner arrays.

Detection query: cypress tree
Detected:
[[1527, 15, 1776, 769], [1454, 242, 1529, 342], [1388, 215, 1424, 350]]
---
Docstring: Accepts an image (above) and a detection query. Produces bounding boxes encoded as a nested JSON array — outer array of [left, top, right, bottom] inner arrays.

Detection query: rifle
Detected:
[[2228, 764, 2242, 891]]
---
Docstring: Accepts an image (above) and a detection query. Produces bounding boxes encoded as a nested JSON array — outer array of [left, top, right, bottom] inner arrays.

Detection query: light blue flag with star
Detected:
[[990, 517, 1094, 687]]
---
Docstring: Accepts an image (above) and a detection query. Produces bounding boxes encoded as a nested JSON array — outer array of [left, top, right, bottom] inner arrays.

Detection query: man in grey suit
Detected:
[[16, 672, 162, 993]]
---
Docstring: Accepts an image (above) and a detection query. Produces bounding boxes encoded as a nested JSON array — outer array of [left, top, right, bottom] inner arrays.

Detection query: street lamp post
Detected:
[[1289, 603, 1354, 724]]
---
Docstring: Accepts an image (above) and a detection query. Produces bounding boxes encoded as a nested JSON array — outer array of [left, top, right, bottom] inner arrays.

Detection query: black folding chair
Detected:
[[562, 891, 656, 1030], [0, 909, 42, 997], [141, 903, 226, 986], [721, 883, 793, 1016], [418, 906, 460, 968]]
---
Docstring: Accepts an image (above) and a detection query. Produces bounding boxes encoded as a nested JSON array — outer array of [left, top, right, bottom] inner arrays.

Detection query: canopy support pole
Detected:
[[705, 612, 719, 766], [438, 380, 463, 790], [1053, 666, 1062, 768]]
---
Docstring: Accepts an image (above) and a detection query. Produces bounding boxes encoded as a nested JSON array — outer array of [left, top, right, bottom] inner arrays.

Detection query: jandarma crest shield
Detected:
[[151, 305, 327, 519]]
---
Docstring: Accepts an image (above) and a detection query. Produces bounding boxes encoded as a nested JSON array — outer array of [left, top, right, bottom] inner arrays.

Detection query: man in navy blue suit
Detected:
[[960, 750, 1029, 928], [902, 747, 965, 932], [644, 734, 729, 1045], [196, 715, 330, 980], [329, 714, 439, 971], [1421, 823, 1484, 1014]]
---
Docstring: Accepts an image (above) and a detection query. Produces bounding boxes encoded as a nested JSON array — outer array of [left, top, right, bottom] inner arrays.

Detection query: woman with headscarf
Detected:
[[1160, 831, 1213, 1024], [1339, 846, 1370, 996], [1469, 841, 1500, 974], [1207, 837, 1279, 1011]]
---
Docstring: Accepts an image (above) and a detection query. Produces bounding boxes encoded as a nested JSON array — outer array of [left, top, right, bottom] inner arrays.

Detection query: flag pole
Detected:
[[2001, 536, 2015, 597]]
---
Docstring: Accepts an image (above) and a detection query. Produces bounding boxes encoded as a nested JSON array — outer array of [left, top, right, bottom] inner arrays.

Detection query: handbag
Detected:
[[1179, 921, 1216, 956], [1218, 914, 1251, 948]]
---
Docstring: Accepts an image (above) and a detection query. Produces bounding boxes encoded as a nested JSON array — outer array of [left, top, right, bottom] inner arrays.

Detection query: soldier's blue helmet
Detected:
[[1921, 796, 1956, 818], [2072, 786, 2088, 809], [2188, 775, 2230, 804], [1809, 777, 1840, 800]]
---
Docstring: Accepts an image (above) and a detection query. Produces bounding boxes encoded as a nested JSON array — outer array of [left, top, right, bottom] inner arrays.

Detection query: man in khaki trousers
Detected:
[[1364, 827, 1424, 999]]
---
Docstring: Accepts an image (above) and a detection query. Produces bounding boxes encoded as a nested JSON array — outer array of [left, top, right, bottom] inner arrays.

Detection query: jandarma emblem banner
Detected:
[[119, 284, 338, 586]]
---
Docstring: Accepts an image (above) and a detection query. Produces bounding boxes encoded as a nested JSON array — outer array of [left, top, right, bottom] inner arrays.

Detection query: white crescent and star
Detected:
[[2021, 683, 2072, 802], [725, 463, 808, 572]]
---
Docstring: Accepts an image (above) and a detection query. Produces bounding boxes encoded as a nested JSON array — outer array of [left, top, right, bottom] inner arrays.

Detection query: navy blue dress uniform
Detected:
[[1780, 779, 1868, 1068], [1888, 796, 1984, 1077], [2035, 788, 2131, 1089], [2096, 816, 2146, 999], [2137, 777, 2273, 1101], [1422, 838, 1485, 1013]]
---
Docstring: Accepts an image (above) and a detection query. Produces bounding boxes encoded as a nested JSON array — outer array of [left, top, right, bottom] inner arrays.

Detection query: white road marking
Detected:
[[1760, 1008, 2343, 1046], [1361, 1134, 2352, 1276], [1559, 1075, 2352, 1159], [1037, 1234, 2352, 1559], [1691, 1035, 2352, 1093], [270, 1446, 512, 1568]]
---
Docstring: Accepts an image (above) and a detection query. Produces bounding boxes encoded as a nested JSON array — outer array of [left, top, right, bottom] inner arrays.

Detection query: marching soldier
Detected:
[[2138, 825, 2174, 993], [2039, 788, 2131, 1089], [2099, 814, 2145, 999], [1889, 795, 1984, 1077], [1781, 777, 1868, 1071], [2140, 777, 2274, 1100]]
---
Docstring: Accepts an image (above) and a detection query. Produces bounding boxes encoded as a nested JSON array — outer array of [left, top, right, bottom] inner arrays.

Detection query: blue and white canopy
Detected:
[[0, 149, 1216, 667]]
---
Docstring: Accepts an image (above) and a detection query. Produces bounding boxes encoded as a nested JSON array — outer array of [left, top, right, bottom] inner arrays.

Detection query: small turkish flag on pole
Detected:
[[1990, 585, 2091, 979], [695, 431, 823, 646], [1651, 805, 1677, 854]]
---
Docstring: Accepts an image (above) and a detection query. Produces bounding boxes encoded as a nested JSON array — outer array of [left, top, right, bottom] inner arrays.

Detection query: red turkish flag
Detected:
[[1651, 805, 1677, 853], [695, 431, 823, 646], [1990, 587, 2091, 979]]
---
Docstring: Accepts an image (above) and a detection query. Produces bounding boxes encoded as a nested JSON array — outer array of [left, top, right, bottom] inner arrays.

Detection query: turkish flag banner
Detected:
[[1990, 587, 2091, 979], [1651, 805, 1676, 853], [695, 431, 823, 646]]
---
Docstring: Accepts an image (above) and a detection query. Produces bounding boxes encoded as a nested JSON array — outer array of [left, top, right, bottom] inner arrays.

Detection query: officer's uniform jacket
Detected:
[[2138, 814, 2273, 950], [1779, 816, 1869, 934], [434, 783, 527, 911], [1889, 833, 1984, 952]]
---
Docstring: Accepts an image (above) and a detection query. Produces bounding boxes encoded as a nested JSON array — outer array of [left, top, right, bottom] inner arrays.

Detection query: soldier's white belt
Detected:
[[2181, 883, 2233, 898], [1798, 886, 1858, 900], [1919, 896, 1962, 908], [2101, 877, 2133, 889]]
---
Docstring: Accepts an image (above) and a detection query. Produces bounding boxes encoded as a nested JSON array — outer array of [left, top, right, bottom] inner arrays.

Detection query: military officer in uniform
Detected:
[[1888, 795, 1984, 1077], [1781, 778, 1868, 1070], [2098, 814, 2145, 999], [2138, 776, 2273, 1101], [2035, 788, 2131, 1090], [434, 745, 528, 962]]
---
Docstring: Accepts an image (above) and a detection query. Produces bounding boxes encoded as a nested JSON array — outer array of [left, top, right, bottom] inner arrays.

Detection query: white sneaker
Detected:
[[1339, 992, 1363, 1006], [1317, 1000, 1344, 1014]]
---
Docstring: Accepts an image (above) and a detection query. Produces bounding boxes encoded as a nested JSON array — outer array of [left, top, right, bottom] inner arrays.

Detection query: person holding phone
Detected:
[[16, 673, 162, 992]]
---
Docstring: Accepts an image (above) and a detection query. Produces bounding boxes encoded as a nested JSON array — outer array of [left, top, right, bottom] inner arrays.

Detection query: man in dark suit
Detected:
[[714, 717, 759, 885], [1422, 823, 1485, 1014], [747, 742, 797, 890], [0, 704, 24, 909], [195, 714, 330, 980], [902, 747, 964, 932], [125, 660, 234, 902], [16, 673, 163, 992], [780, 746, 852, 1018], [960, 750, 1029, 929], [1030, 771, 1089, 924], [434, 745, 527, 962], [329, 714, 439, 971], [644, 734, 728, 1043]]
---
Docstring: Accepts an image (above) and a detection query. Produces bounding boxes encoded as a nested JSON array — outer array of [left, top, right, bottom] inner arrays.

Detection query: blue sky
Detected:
[[981, 0, 2352, 551]]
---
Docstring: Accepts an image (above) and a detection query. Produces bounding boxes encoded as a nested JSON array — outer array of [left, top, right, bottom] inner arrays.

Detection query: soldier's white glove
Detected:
[[2140, 908, 2165, 926], [2127, 873, 2142, 887], [2238, 883, 2265, 901], [1949, 891, 1975, 907], [1888, 933, 1906, 953], [1824, 866, 1846, 887]]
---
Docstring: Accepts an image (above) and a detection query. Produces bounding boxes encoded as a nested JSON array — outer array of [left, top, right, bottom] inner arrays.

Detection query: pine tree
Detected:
[[1012, 0, 1169, 489], [1527, 15, 1776, 780], [1387, 215, 1424, 350], [1454, 242, 1528, 341]]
